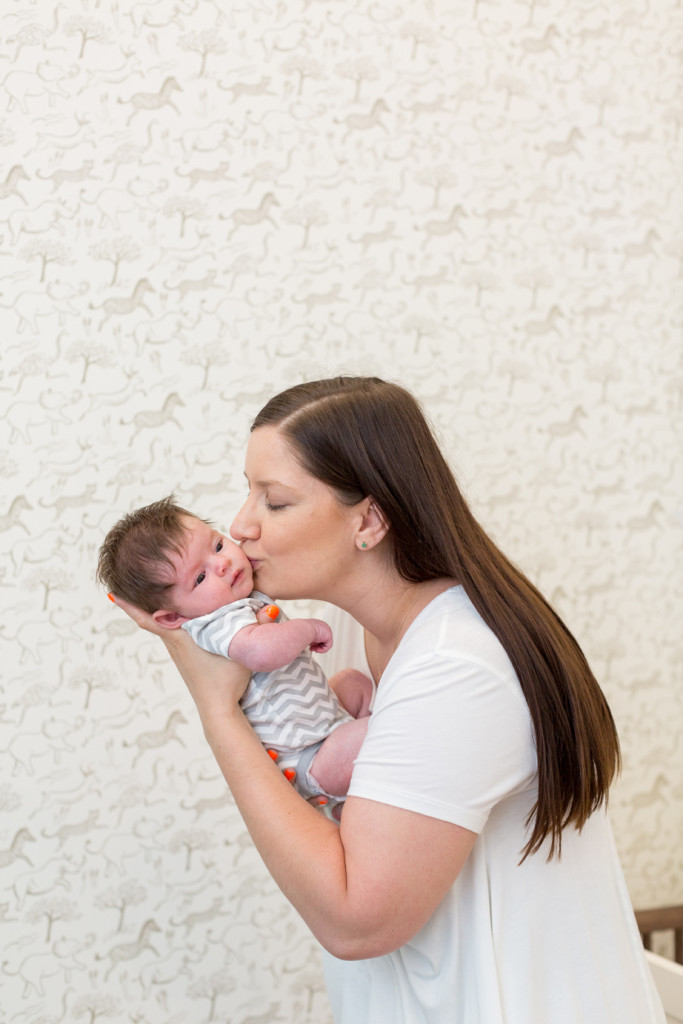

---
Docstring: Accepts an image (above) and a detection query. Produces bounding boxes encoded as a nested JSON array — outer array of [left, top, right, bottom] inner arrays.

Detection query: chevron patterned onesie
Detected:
[[182, 591, 352, 797]]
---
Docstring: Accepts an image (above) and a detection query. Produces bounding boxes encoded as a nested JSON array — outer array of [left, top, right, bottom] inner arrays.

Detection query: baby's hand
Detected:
[[308, 619, 333, 655]]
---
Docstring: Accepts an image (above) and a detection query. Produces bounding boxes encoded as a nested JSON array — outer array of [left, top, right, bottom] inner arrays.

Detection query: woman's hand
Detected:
[[107, 593, 175, 638], [108, 594, 252, 731]]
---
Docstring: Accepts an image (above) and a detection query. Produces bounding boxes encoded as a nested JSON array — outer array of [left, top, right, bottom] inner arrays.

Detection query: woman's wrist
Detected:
[[200, 703, 245, 741], [200, 705, 264, 782]]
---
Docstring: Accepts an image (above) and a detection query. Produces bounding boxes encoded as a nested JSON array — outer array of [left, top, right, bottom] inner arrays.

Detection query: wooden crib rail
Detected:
[[635, 905, 683, 965]]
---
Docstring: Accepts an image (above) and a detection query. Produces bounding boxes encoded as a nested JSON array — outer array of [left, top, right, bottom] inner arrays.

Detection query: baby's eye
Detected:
[[195, 571, 206, 586], [216, 539, 223, 552]]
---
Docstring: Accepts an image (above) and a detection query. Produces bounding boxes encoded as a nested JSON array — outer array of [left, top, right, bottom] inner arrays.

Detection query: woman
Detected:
[[113, 376, 664, 1023]]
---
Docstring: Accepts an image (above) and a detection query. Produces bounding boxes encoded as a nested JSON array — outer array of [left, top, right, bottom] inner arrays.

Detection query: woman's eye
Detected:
[[265, 501, 285, 512], [195, 571, 206, 586]]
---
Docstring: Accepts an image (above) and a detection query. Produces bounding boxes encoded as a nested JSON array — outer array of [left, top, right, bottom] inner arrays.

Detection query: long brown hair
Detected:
[[252, 376, 621, 860]]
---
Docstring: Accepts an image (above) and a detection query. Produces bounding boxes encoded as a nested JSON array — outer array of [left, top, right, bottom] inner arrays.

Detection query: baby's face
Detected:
[[164, 516, 254, 621]]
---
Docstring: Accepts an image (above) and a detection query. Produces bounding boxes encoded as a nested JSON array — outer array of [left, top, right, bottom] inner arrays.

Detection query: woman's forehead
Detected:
[[245, 426, 301, 481]]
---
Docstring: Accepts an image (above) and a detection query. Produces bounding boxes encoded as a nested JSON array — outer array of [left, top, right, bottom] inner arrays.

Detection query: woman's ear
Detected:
[[356, 498, 389, 552], [152, 608, 188, 629]]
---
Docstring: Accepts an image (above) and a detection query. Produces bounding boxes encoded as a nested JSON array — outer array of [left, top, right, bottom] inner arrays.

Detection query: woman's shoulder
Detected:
[[399, 586, 522, 696]]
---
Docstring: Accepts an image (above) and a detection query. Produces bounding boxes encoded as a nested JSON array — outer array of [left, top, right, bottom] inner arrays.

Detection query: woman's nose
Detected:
[[231, 501, 258, 542]]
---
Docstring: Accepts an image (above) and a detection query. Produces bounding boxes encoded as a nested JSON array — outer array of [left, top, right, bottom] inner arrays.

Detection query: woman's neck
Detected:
[[356, 576, 456, 685]]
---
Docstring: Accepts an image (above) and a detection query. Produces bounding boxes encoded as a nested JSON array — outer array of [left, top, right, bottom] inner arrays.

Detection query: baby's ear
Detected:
[[152, 609, 188, 629]]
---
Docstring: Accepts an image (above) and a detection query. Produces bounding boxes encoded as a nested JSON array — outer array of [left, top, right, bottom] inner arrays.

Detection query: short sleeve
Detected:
[[182, 598, 263, 659], [348, 649, 537, 833]]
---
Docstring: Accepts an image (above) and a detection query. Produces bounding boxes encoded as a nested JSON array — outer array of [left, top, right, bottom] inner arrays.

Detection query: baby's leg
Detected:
[[308, 717, 369, 797], [328, 668, 374, 719]]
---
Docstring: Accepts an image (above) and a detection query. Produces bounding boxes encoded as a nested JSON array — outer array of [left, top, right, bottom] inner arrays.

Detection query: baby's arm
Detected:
[[228, 617, 332, 673]]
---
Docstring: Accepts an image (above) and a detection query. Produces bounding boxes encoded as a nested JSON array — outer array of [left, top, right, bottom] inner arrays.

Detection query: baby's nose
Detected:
[[214, 552, 230, 575]]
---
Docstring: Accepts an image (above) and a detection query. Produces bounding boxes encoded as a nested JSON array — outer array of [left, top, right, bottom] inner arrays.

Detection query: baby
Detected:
[[96, 495, 373, 810]]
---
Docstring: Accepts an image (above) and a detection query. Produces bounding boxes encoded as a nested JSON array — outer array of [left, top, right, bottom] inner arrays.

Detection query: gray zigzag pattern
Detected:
[[185, 608, 348, 752], [245, 653, 349, 750], [184, 600, 261, 658], [249, 653, 329, 695], [201, 620, 235, 656]]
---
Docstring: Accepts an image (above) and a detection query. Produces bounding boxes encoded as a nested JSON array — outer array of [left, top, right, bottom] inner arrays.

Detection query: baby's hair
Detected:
[[96, 494, 210, 613]]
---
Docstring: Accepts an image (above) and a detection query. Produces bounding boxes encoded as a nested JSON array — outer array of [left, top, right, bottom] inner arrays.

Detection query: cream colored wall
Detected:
[[1, 0, 681, 1018]]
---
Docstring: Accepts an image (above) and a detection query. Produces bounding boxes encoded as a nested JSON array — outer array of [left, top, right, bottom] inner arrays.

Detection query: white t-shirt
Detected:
[[319, 587, 665, 1024]]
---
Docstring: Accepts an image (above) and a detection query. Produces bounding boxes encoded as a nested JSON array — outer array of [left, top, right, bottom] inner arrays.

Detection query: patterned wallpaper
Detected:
[[1, 0, 681, 1019]]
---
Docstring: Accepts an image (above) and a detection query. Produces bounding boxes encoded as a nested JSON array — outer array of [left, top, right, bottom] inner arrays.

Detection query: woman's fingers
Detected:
[[108, 593, 165, 635]]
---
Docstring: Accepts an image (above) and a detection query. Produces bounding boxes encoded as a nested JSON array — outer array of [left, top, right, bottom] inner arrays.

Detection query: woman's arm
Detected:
[[111, 596, 476, 960], [201, 707, 476, 960]]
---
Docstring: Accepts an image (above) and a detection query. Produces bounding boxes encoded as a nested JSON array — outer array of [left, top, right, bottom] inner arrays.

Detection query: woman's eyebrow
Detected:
[[243, 471, 301, 498], [245, 475, 295, 490]]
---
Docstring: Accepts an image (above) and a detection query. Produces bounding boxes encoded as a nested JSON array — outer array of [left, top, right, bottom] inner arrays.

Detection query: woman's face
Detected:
[[230, 425, 363, 602]]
